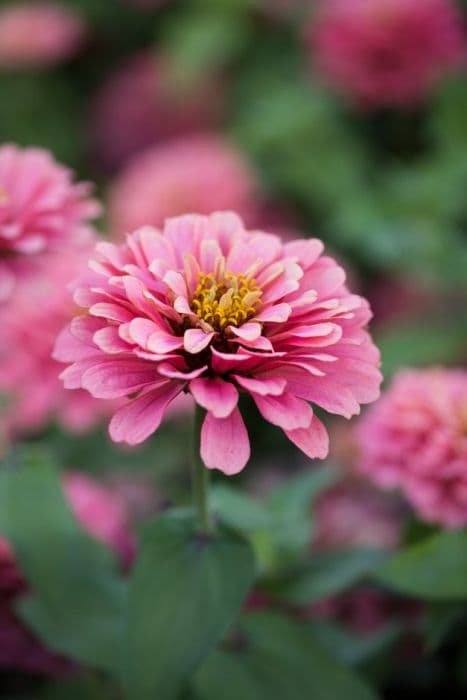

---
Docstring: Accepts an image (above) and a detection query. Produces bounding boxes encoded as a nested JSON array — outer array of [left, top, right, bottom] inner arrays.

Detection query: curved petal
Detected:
[[109, 382, 181, 445], [82, 359, 163, 398], [183, 328, 215, 354], [253, 392, 313, 430], [190, 377, 238, 418], [285, 415, 329, 460], [200, 408, 250, 475]]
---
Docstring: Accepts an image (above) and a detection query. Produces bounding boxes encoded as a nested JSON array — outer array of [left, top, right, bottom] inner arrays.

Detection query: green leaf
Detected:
[[281, 549, 388, 604], [123, 512, 256, 700], [266, 466, 337, 554], [194, 612, 379, 700], [308, 619, 400, 667], [375, 530, 467, 600], [423, 602, 467, 651], [210, 484, 272, 534], [0, 453, 126, 672]]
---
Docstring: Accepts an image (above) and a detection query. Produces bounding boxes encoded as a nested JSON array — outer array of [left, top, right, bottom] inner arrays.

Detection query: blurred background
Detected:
[[0, 0, 466, 698]]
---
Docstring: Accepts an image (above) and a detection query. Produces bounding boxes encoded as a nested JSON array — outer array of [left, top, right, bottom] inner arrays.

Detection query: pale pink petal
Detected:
[[233, 374, 287, 397], [285, 416, 329, 460], [109, 382, 181, 445], [82, 359, 163, 398], [200, 408, 250, 475], [183, 328, 215, 354], [228, 322, 262, 342], [254, 303, 292, 323], [190, 377, 238, 418], [253, 392, 313, 430]]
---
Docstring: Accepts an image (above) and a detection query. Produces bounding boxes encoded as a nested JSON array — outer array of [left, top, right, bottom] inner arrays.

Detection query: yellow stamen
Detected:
[[191, 271, 262, 332]]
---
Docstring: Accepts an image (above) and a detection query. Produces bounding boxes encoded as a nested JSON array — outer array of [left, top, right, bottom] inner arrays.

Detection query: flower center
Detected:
[[191, 272, 261, 332]]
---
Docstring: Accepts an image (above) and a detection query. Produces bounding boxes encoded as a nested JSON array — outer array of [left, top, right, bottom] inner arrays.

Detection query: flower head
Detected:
[[0, 471, 134, 674], [308, 0, 465, 108], [55, 212, 382, 475], [357, 368, 467, 528], [108, 136, 258, 236], [90, 51, 223, 171], [0, 249, 116, 436], [0, 2, 85, 69], [0, 144, 100, 301]]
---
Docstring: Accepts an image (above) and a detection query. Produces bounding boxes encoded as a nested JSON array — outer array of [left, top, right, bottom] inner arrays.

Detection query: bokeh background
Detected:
[[0, 0, 466, 698]]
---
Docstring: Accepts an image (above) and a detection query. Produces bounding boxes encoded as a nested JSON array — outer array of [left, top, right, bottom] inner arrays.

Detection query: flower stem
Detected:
[[192, 405, 213, 534]]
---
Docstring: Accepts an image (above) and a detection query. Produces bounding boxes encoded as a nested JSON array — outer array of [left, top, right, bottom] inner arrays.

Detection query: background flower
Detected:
[[357, 368, 467, 527], [309, 0, 465, 107], [0, 144, 99, 302], [108, 135, 259, 236], [0, 2, 85, 69]]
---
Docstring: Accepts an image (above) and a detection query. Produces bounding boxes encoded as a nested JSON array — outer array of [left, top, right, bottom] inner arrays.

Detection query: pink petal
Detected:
[[128, 318, 159, 347], [93, 326, 131, 354], [254, 303, 292, 323], [82, 359, 163, 398], [285, 416, 329, 460], [147, 330, 184, 354], [109, 382, 182, 445], [190, 377, 239, 418], [183, 328, 215, 354], [233, 374, 287, 397], [228, 322, 262, 341], [253, 392, 313, 430], [200, 408, 250, 475]]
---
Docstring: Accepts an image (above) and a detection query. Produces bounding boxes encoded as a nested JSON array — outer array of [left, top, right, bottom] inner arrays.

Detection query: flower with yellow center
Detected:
[[191, 272, 262, 333]]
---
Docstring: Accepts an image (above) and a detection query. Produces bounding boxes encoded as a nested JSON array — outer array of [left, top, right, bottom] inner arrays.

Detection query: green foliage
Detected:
[[122, 511, 256, 700], [194, 612, 379, 700], [0, 451, 127, 672], [375, 530, 467, 601]]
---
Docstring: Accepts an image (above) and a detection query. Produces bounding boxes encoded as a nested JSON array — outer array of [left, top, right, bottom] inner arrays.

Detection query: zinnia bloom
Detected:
[[0, 471, 134, 674], [313, 481, 403, 551], [55, 212, 381, 475], [108, 136, 258, 237], [308, 0, 465, 108], [0, 250, 115, 436], [357, 368, 467, 528], [90, 51, 223, 171], [0, 2, 85, 69], [0, 144, 100, 301]]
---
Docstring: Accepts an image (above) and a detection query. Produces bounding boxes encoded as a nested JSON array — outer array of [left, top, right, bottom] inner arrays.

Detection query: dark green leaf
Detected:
[[123, 512, 255, 700], [0, 454, 126, 672], [281, 549, 388, 604], [375, 530, 467, 600], [210, 484, 272, 534], [194, 612, 379, 700]]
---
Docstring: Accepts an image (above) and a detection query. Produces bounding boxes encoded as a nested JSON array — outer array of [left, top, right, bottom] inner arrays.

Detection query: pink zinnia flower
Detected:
[[0, 2, 85, 69], [0, 471, 134, 674], [313, 481, 403, 551], [0, 250, 116, 436], [108, 136, 258, 237], [0, 144, 100, 302], [55, 212, 382, 475], [357, 368, 467, 528], [90, 51, 223, 171], [308, 0, 465, 108]]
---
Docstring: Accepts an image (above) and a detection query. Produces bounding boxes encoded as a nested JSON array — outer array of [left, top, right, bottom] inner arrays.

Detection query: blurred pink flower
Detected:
[[0, 2, 85, 69], [0, 249, 116, 437], [55, 211, 382, 475], [357, 368, 467, 528], [313, 481, 404, 551], [108, 136, 259, 237], [0, 471, 134, 674], [308, 0, 465, 108], [90, 51, 223, 171], [0, 144, 100, 302]]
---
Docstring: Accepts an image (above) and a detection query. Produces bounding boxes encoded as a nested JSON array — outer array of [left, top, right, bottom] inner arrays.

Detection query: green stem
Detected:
[[192, 405, 214, 533]]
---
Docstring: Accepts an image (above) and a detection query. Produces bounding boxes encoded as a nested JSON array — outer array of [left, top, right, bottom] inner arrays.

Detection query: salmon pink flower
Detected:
[[0, 249, 116, 437], [55, 212, 382, 475], [308, 0, 465, 108], [357, 368, 467, 528], [0, 2, 85, 69], [108, 136, 258, 237], [0, 144, 100, 301]]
